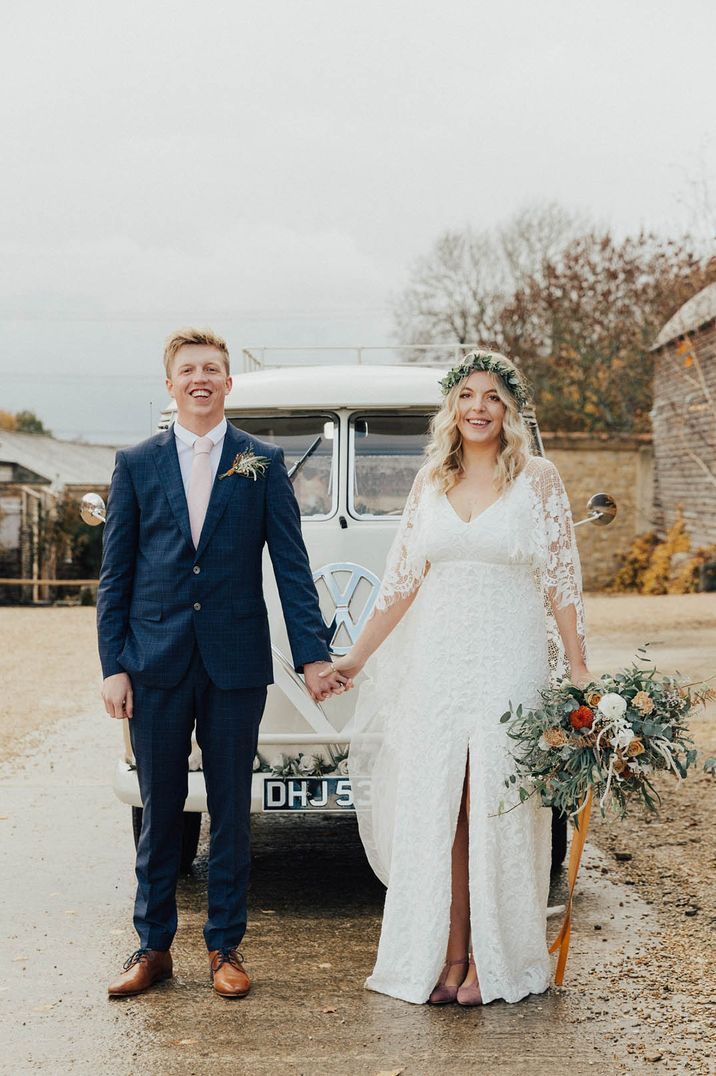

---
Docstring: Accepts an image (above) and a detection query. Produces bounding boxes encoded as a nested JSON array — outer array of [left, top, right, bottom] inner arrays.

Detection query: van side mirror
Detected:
[[574, 493, 617, 528], [80, 492, 106, 526]]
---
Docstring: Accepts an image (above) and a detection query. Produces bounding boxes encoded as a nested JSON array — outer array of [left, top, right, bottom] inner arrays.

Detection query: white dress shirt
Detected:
[[173, 418, 228, 496]]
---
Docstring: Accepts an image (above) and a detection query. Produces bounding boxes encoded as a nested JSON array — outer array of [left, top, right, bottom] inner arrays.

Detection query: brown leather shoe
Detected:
[[108, 948, 173, 997], [209, 948, 250, 998]]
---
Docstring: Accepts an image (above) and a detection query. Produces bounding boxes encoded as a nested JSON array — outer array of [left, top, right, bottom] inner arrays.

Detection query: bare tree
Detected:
[[392, 202, 582, 362], [674, 146, 716, 250], [392, 227, 505, 361], [498, 201, 587, 291]]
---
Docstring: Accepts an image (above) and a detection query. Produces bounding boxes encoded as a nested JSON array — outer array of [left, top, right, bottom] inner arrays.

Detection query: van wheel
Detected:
[[131, 807, 202, 874], [550, 808, 568, 873]]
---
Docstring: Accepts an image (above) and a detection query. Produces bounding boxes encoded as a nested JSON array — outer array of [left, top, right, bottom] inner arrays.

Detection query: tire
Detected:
[[550, 807, 568, 872], [131, 807, 202, 875]]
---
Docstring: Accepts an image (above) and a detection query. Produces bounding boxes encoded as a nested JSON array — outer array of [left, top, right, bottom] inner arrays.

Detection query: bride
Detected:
[[328, 351, 590, 1006]]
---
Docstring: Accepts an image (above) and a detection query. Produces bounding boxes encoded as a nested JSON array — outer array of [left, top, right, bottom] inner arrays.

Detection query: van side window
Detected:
[[350, 413, 432, 518]]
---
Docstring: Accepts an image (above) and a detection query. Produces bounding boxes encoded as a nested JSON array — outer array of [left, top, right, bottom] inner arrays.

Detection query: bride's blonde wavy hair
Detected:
[[424, 351, 533, 494]]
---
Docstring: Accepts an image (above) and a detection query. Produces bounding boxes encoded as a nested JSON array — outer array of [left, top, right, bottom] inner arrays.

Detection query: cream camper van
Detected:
[[82, 348, 616, 872]]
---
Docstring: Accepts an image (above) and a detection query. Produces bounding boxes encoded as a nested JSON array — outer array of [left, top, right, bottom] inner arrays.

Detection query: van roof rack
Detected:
[[240, 345, 482, 373]]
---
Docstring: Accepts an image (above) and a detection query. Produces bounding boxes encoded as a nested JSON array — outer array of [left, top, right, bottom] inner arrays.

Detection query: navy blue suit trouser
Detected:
[[129, 648, 266, 952]]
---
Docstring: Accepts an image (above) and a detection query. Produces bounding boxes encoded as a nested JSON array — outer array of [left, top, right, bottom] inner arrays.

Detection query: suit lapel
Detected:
[[152, 431, 193, 549], [195, 423, 251, 557]]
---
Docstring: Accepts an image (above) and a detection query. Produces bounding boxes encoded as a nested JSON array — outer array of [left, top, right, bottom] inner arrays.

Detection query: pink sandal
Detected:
[[456, 954, 483, 1006], [428, 957, 469, 1005]]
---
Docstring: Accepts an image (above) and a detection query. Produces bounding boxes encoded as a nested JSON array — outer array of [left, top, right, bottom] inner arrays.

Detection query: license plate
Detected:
[[262, 776, 354, 812]]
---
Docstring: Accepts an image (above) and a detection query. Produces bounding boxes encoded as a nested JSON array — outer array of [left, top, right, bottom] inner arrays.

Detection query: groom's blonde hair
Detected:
[[163, 327, 230, 377]]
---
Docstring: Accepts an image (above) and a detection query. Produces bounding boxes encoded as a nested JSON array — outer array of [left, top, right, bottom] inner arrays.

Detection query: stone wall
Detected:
[[541, 432, 654, 591], [650, 320, 716, 549]]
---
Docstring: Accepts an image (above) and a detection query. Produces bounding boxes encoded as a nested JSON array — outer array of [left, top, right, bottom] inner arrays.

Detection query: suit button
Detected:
[[193, 565, 201, 574], [193, 602, 201, 611]]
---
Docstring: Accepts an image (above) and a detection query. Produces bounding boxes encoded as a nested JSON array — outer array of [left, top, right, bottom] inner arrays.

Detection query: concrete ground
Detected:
[[1, 597, 715, 1075]]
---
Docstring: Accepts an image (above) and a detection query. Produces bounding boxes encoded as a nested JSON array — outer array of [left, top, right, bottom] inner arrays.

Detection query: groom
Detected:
[[97, 328, 347, 998]]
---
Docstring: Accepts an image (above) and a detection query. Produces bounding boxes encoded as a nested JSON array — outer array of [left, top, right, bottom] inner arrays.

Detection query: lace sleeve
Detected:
[[374, 466, 430, 612], [525, 456, 587, 670]]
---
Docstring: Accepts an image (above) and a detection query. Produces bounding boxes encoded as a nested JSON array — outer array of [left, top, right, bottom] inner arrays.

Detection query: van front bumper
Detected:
[[112, 760, 267, 814]]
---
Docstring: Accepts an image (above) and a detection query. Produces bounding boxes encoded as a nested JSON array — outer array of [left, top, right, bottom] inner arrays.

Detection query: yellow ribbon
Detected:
[[548, 788, 593, 986]]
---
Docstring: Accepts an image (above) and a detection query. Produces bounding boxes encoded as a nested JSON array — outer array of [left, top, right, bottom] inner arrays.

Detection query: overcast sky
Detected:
[[1, 0, 714, 442]]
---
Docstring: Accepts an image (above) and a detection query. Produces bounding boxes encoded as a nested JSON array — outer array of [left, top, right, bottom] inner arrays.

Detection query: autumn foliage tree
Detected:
[[0, 409, 50, 434], [393, 209, 716, 432], [500, 233, 716, 432]]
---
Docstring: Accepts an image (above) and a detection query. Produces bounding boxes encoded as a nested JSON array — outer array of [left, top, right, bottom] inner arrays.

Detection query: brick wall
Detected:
[[541, 432, 654, 591], [650, 320, 716, 549]]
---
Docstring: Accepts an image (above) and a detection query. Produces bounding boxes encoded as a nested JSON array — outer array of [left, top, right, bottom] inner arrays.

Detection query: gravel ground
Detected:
[[1, 594, 715, 1073], [0, 607, 102, 761], [583, 593, 716, 1074]]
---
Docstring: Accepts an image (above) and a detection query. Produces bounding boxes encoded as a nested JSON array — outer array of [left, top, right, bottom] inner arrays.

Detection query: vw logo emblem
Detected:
[[312, 563, 381, 655]]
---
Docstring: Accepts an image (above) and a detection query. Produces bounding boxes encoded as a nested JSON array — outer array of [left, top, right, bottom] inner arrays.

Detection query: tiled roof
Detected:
[[0, 431, 117, 488], [651, 282, 716, 351]]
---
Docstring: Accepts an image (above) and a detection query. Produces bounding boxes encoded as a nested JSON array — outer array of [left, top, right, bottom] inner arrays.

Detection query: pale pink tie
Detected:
[[187, 436, 213, 548]]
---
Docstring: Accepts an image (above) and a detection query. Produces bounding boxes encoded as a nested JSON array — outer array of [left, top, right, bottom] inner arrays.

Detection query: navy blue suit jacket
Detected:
[[97, 422, 332, 690]]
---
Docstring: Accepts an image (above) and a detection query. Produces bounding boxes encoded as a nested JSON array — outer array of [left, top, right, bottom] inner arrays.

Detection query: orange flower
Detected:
[[570, 706, 594, 730], [633, 691, 654, 715], [586, 690, 602, 708], [626, 738, 645, 757]]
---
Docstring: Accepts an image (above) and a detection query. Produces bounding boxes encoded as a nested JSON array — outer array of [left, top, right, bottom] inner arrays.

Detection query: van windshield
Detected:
[[229, 414, 337, 518], [350, 412, 432, 517]]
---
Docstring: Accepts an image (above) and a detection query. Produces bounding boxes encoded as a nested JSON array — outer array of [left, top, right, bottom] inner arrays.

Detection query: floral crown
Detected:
[[439, 351, 530, 412]]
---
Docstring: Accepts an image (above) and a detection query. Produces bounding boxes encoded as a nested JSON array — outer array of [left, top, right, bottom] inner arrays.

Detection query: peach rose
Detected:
[[542, 727, 569, 748], [633, 691, 654, 715]]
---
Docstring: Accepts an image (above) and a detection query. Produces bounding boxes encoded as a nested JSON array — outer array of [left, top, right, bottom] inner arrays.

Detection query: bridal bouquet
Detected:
[[501, 654, 714, 986], [500, 654, 715, 821]]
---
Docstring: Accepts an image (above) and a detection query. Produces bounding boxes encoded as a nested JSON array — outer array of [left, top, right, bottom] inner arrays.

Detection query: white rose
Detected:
[[298, 753, 319, 775], [337, 757, 349, 776], [597, 693, 628, 720], [610, 722, 635, 751]]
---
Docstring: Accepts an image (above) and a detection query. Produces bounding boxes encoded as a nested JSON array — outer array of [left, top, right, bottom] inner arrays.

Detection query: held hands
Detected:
[[319, 652, 364, 685], [102, 672, 133, 719], [304, 661, 353, 703]]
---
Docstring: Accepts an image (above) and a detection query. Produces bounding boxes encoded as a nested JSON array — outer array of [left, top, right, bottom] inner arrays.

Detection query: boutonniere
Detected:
[[218, 448, 271, 481]]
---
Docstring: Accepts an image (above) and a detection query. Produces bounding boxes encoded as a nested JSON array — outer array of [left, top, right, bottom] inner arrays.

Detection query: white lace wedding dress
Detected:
[[347, 455, 586, 1005]]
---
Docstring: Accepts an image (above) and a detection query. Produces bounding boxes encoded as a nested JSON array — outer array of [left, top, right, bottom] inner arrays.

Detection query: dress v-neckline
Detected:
[[443, 490, 504, 526], [441, 466, 525, 525]]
